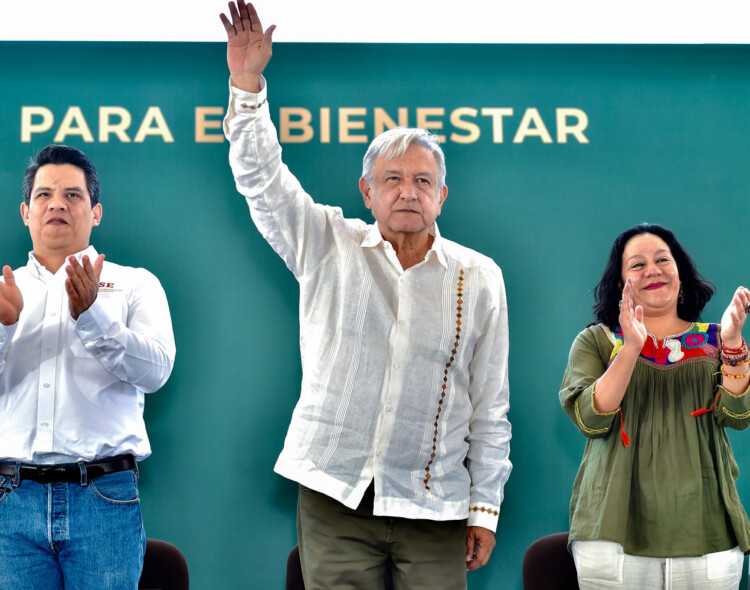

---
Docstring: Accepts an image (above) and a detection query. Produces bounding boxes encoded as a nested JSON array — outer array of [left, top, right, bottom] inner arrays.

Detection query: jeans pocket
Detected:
[[89, 470, 140, 505], [706, 547, 743, 581], [572, 540, 625, 584]]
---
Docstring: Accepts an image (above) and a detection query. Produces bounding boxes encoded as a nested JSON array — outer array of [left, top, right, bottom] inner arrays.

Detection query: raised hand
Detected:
[[0, 266, 23, 326], [720, 286, 750, 347], [619, 277, 647, 349], [592, 277, 646, 415], [220, 0, 276, 93], [65, 254, 105, 320]]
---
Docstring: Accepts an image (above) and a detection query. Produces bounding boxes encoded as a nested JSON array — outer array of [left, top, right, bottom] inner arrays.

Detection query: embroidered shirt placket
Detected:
[[424, 269, 464, 490]]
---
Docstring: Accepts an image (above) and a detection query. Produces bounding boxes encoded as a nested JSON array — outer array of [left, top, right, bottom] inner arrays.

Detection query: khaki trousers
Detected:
[[297, 483, 468, 590]]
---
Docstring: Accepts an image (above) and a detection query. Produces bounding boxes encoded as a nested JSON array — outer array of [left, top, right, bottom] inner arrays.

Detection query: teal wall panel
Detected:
[[1, 41, 749, 588]]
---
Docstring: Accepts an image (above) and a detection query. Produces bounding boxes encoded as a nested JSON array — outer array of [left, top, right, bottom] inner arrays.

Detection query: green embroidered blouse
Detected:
[[560, 322, 750, 557]]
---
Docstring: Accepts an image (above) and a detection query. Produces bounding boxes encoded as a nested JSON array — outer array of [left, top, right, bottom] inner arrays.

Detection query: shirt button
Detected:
[[386, 406, 393, 413], [376, 452, 383, 457], [43, 383, 51, 388], [40, 422, 49, 428], [393, 363, 400, 369], [398, 320, 405, 326], [50, 312, 57, 317]]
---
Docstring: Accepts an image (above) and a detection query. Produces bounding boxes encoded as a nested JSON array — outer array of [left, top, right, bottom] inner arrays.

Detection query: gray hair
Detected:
[[362, 127, 446, 189]]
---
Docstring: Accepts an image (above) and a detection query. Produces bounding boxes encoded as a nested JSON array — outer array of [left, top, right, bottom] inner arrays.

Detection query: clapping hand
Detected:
[[65, 254, 105, 321], [619, 278, 647, 349], [0, 266, 23, 326], [720, 286, 750, 348]]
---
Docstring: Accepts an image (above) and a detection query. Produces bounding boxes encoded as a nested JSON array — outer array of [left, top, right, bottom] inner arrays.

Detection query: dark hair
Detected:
[[22, 144, 100, 206], [592, 223, 715, 330]]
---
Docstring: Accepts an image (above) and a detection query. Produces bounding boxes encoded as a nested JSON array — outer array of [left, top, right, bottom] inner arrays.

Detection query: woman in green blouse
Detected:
[[560, 223, 750, 589]]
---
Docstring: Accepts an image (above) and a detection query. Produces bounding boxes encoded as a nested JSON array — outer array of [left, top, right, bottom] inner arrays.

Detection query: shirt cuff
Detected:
[[718, 382, 750, 420], [73, 298, 115, 346], [467, 502, 499, 532], [0, 321, 18, 351], [573, 383, 619, 436], [229, 74, 268, 111]]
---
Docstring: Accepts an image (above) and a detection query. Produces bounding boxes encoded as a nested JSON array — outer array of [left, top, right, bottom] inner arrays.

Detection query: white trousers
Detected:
[[572, 540, 744, 590]]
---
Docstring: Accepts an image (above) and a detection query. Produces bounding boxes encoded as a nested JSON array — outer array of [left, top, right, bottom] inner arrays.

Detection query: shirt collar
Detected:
[[360, 222, 447, 269], [26, 245, 99, 280], [430, 224, 447, 268]]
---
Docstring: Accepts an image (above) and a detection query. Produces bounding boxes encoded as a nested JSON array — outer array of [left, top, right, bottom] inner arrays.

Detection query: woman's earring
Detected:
[[679, 285, 684, 305]]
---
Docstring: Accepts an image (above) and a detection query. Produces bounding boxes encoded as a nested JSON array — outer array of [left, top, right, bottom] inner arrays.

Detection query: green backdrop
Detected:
[[1, 41, 749, 588]]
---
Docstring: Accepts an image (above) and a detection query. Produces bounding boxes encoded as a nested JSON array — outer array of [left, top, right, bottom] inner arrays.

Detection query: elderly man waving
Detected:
[[220, 3, 512, 588]]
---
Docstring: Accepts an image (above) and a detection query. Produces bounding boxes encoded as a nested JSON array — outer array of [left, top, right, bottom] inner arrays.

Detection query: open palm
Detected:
[[220, 0, 276, 92]]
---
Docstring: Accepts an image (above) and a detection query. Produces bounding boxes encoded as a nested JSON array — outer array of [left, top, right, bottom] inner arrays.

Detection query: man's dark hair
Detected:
[[22, 144, 101, 206], [592, 223, 715, 330]]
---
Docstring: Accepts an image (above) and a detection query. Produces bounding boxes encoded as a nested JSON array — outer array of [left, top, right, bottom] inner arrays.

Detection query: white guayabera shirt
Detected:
[[225, 79, 512, 531], [0, 246, 175, 464]]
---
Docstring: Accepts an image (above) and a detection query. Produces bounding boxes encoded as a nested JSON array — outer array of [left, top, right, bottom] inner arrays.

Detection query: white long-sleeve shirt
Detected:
[[225, 79, 511, 531], [0, 246, 175, 464]]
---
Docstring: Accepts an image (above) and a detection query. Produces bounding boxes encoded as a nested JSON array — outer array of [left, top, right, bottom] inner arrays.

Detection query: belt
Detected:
[[0, 455, 135, 484]]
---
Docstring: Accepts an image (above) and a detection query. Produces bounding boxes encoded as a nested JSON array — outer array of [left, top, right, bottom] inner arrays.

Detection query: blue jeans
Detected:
[[0, 468, 146, 590]]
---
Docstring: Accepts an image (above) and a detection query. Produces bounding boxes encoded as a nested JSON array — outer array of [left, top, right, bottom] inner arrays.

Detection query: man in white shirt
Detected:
[[0, 144, 176, 589], [221, 3, 511, 588]]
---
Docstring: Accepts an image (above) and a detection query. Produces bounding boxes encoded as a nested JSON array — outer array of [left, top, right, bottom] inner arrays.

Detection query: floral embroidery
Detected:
[[609, 337, 623, 363], [611, 323, 719, 367], [424, 268, 464, 491], [665, 339, 684, 363], [682, 332, 708, 349]]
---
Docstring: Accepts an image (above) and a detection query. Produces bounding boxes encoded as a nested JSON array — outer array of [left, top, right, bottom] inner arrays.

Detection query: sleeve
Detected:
[[223, 77, 343, 279], [712, 328, 750, 430], [559, 326, 620, 438], [0, 272, 19, 376], [464, 268, 512, 532], [73, 268, 175, 394], [715, 383, 750, 431], [0, 322, 18, 376]]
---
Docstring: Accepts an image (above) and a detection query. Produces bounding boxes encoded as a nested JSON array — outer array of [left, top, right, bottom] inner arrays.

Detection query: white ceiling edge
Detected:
[[1, 0, 749, 43]]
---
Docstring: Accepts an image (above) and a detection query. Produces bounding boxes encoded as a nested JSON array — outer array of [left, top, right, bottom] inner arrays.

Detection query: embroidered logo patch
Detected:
[[97, 282, 122, 293]]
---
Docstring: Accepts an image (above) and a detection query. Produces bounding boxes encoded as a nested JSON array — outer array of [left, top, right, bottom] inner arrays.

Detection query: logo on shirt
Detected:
[[98, 282, 122, 293]]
